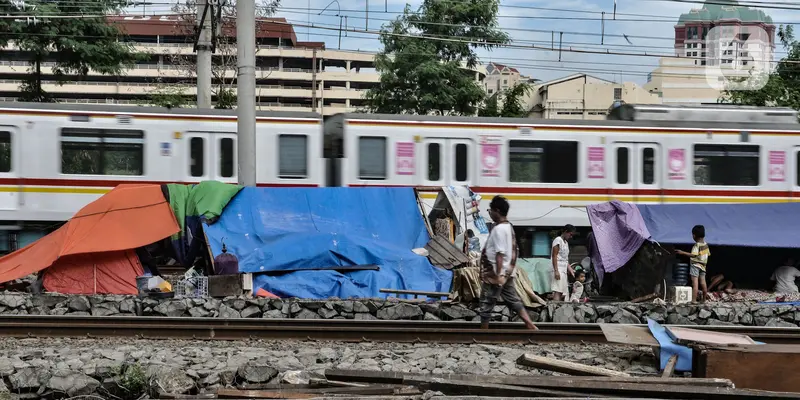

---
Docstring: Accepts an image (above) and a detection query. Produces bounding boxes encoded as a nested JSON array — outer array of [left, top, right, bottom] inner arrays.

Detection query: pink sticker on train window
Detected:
[[668, 149, 686, 181], [587, 147, 605, 179], [480, 136, 502, 177], [769, 151, 786, 182], [396, 142, 415, 175]]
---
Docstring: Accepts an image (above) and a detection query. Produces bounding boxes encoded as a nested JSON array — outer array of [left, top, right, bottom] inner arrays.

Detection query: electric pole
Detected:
[[196, 0, 213, 109], [237, 0, 257, 186]]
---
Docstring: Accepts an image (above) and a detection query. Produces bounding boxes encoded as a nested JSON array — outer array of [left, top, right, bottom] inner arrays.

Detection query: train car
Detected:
[[0, 102, 322, 251], [325, 104, 800, 258]]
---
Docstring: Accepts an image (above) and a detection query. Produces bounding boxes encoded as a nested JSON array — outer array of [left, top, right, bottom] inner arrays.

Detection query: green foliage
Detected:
[[2, 0, 138, 102], [215, 87, 236, 109], [721, 25, 800, 110], [479, 81, 533, 117], [108, 363, 148, 400], [364, 0, 509, 115], [144, 84, 193, 109]]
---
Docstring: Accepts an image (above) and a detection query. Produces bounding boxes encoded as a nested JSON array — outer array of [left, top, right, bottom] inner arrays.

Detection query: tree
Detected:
[[479, 81, 533, 117], [155, 0, 279, 109], [364, 0, 509, 116], [2, 0, 138, 102], [721, 25, 800, 110]]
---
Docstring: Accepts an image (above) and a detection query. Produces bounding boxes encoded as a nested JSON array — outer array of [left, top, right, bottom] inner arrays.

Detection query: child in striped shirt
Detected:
[[676, 225, 710, 302]]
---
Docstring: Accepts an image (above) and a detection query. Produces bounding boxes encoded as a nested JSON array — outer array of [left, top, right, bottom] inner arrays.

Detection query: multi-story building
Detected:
[[645, 0, 775, 104], [526, 73, 661, 120], [0, 16, 486, 115], [483, 62, 535, 95]]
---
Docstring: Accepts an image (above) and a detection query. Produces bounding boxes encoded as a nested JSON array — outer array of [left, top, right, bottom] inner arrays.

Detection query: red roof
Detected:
[[487, 62, 520, 74], [107, 15, 325, 49]]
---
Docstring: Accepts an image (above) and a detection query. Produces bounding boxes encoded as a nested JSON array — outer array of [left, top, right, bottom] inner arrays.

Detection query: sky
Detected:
[[131, 0, 800, 85]]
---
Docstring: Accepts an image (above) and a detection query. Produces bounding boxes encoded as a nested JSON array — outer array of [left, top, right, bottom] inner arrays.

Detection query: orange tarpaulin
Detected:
[[0, 184, 180, 293], [43, 250, 144, 295]]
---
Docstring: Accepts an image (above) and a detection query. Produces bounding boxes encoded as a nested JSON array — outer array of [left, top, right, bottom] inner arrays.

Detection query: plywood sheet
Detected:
[[667, 326, 756, 346], [599, 324, 659, 346]]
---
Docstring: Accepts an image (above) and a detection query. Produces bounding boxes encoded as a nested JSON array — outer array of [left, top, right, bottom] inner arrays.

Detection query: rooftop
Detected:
[[677, 0, 773, 25]]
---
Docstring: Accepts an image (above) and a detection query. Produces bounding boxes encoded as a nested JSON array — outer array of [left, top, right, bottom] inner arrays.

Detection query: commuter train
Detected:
[[0, 101, 798, 256]]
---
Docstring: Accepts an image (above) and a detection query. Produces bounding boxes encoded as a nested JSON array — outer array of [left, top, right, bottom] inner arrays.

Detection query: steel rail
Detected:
[[0, 315, 799, 344]]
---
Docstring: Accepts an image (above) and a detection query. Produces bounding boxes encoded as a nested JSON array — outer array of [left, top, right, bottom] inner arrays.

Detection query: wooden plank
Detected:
[[379, 288, 450, 298], [662, 355, 678, 378], [404, 376, 602, 398], [599, 324, 660, 346], [424, 236, 469, 270], [667, 326, 756, 346], [324, 368, 734, 388], [262, 265, 380, 274], [217, 389, 315, 399], [516, 353, 632, 377], [694, 345, 800, 392]]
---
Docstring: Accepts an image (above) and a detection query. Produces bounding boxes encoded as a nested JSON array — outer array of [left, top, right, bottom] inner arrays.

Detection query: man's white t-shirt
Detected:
[[485, 223, 513, 275], [552, 236, 569, 271], [772, 265, 800, 294]]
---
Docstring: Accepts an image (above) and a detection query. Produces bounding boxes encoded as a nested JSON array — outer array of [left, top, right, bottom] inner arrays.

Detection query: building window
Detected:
[[455, 143, 468, 182], [614, 88, 622, 100], [190, 137, 204, 177], [428, 143, 441, 181], [509, 140, 578, 183], [0, 132, 11, 173], [693, 144, 759, 186], [358, 137, 386, 180], [219, 138, 235, 178], [642, 147, 655, 185], [278, 134, 308, 179], [616, 147, 629, 184], [503, 79, 508, 84], [61, 128, 144, 175], [742, 61, 749, 66], [488, 89, 494, 94]]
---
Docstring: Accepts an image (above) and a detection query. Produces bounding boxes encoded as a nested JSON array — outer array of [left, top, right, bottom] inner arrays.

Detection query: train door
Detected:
[[183, 132, 238, 184], [0, 126, 18, 211], [420, 139, 474, 187], [612, 142, 662, 203]]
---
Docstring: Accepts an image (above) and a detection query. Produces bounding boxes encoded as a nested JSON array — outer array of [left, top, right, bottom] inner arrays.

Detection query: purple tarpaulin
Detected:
[[587, 200, 652, 286]]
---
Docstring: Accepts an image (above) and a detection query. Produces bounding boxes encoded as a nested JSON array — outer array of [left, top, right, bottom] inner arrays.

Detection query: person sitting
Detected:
[[771, 258, 800, 295]]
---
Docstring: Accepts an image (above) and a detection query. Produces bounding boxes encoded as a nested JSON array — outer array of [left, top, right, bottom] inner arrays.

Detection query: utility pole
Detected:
[[196, 0, 213, 109], [237, 0, 257, 186]]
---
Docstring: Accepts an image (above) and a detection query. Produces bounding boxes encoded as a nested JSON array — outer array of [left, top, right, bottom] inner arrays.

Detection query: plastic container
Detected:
[[135, 276, 149, 296]]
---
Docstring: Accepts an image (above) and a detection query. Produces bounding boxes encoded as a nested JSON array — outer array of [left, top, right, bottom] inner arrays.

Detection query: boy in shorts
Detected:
[[676, 225, 710, 302]]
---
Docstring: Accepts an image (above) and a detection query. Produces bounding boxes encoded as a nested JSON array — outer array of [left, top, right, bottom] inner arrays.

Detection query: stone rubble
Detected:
[[0, 293, 798, 326], [0, 338, 659, 398]]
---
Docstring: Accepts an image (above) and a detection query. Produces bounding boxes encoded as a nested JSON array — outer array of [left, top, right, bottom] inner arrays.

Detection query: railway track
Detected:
[[1, 315, 799, 344]]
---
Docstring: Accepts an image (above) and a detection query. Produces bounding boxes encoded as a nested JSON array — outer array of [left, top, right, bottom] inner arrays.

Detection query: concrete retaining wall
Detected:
[[0, 293, 797, 326]]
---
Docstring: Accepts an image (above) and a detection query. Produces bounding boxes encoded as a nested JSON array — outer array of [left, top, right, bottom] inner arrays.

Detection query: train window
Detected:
[[694, 144, 759, 186], [642, 148, 655, 184], [279, 135, 308, 179], [428, 143, 441, 181], [509, 140, 578, 183], [0, 131, 11, 173], [190, 137, 204, 177], [616, 147, 630, 184], [219, 138, 235, 178], [455, 143, 468, 182], [358, 137, 386, 180], [60, 128, 143, 176]]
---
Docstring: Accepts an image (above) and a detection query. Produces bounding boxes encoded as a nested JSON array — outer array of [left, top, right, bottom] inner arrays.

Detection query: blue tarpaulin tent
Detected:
[[203, 187, 452, 299], [637, 203, 800, 248]]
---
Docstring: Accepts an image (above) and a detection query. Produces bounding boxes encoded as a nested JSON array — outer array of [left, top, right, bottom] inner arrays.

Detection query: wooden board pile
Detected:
[[160, 358, 799, 399]]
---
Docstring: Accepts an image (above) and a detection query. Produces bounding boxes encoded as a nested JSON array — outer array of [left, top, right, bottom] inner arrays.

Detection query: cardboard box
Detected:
[[669, 286, 692, 304]]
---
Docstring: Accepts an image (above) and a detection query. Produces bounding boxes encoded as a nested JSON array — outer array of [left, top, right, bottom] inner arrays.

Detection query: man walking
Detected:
[[479, 196, 538, 330]]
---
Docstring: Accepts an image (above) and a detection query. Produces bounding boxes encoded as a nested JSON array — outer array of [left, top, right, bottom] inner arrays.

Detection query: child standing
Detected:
[[569, 269, 587, 302], [676, 225, 710, 302]]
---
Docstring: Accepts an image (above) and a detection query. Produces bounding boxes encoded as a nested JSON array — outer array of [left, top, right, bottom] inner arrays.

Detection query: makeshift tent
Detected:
[[0, 184, 180, 295], [165, 181, 242, 266], [637, 203, 800, 248], [203, 187, 453, 299]]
